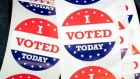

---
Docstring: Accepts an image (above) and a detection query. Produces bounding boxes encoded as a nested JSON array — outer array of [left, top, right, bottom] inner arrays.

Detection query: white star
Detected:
[[54, 29, 56, 31], [40, 21, 43, 24], [24, 63, 27, 65], [81, 54, 84, 57], [66, 22, 69, 25], [121, 49, 124, 52], [90, 69, 93, 71], [31, 65, 34, 68], [32, 21, 35, 23], [136, 74, 138, 76], [105, 73, 108, 76], [77, 13, 80, 15], [93, 11, 96, 14], [109, 42, 112, 45], [28, 76, 31, 78], [133, 51, 136, 54], [101, 14, 104, 17], [76, 0, 78, 3], [82, 71, 85, 74], [33, 9, 36, 11], [47, 24, 50, 26], [48, 11, 51, 14], [74, 51, 77, 54], [71, 16, 74, 19], [92, 0, 94, 1], [20, 76, 22, 78], [98, 69, 101, 72], [41, 11, 44, 13], [14, 51, 17, 53], [84, 1, 87, 3], [89, 55, 92, 58], [18, 28, 21, 30], [53, 58, 56, 61], [39, 66, 42, 68], [97, 53, 100, 56], [26, 5, 29, 7], [18, 58, 21, 60], [104, 49, 107, 52], [47, 63, 50, 66], [25, 23, 28, 26], [107, 19, 110, 22], [68, 45, 71, 48], [85, 11, 88, 13], [75, 75, 78, 78]]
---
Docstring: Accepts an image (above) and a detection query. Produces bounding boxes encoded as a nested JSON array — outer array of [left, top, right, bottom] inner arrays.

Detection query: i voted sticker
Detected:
[[18, 0, 55, 15], [11, 49, 59, 71], [11, 18, 59, 71], [62, 8, 117, 61], [70, 66, 116, 79], [65, 0, 100, 5], [7, 74, 40, 79]]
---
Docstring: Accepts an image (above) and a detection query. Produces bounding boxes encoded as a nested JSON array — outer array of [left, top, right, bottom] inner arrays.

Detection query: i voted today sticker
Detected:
[[18, 0, 55, 15], [61, 8, 117, 61], [6, 74, 40, 79], [10, 18, 59, 71], [70, 66, 116, 79]]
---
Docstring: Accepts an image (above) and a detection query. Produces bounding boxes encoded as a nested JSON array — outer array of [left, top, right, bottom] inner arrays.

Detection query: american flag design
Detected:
[[18, 0, 55, 15], [65, 0, 100, 5], [6, 74, 40, 79], [70, 66, 116, 79], [11, 49, 59, 71]]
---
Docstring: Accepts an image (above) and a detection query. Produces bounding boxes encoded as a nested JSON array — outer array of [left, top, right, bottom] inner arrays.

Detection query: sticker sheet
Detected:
[[55, 0, 121, 79], [124, 0, 140, 79], [0, 0, 60, 79]]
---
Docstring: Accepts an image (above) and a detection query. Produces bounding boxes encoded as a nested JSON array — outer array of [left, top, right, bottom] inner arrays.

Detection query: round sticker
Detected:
[[11, 18, 59, 71], [62, 8, 117, 61], [18, 0, 55, 15], [70, 66, 116, 79], [65, 0, 100, 5], [7, 74, 40, 79]]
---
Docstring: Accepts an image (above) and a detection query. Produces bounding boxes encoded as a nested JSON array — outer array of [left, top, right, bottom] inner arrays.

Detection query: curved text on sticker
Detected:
[[11, 49, 59, 71], [62, 9, 116, 61]]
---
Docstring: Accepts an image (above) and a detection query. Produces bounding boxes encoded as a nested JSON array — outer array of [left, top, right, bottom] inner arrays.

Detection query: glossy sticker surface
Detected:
[[62, 8, 117, 61]]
